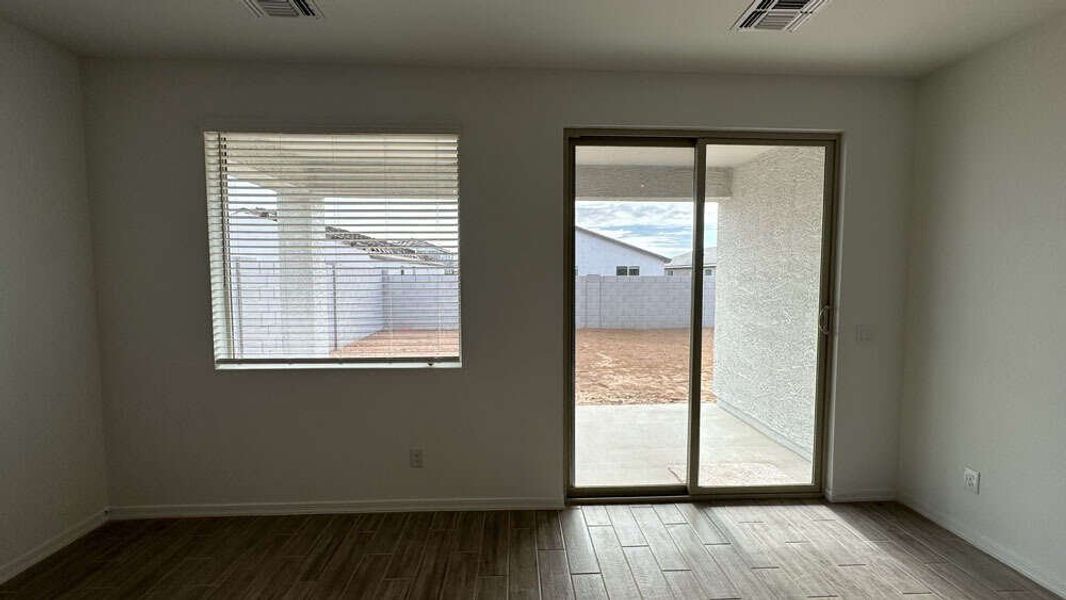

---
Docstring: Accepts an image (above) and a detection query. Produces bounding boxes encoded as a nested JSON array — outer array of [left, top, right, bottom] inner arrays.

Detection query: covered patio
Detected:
[[575, 403, 812, 488]]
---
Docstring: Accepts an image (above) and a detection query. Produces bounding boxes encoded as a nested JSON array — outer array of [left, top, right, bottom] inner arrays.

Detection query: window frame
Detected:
[[202, 126, 464, 371]]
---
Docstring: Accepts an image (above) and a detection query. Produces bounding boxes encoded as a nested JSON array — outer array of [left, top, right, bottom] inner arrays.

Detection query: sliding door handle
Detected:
[[818, 305, 832, 335]]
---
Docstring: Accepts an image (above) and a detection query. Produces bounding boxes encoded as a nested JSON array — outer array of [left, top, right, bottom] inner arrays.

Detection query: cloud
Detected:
[[576, 200, 718, 256]]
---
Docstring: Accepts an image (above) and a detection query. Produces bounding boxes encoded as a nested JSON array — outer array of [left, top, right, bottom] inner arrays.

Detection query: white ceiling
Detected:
[[2, 0, 1063, 76], [577, 145, 770, 167]]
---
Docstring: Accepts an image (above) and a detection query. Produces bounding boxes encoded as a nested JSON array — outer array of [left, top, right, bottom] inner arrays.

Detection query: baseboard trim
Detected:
[[824, 487, 896, 502], [108, 496, 564, 520], [0, 509, 108, 586], [898, 493, 1065, 598]]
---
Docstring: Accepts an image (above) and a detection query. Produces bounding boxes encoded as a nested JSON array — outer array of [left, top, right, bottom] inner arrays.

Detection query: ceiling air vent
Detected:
[[732, 0, 830, 32], [243, 0, 322, 18]]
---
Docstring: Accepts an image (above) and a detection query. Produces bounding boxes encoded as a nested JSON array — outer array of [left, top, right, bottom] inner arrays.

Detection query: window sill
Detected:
[[215, 360, 462, 371]]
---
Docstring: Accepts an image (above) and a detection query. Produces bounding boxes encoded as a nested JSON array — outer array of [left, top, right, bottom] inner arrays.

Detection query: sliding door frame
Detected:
[[564, 128, 841, 501]]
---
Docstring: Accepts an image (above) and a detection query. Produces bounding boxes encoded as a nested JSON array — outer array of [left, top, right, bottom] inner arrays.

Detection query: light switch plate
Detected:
[[855, 324, 875, 343]]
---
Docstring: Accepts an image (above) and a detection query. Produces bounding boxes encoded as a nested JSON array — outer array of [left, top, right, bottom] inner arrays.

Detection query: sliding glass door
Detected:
[[571, 143, 696, 492], [567, 131, 836, 498]]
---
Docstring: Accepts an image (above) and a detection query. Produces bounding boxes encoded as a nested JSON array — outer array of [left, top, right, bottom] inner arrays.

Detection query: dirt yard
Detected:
[[333, 329, 461, 358], [576, 328, 715, 405], [335, 327, 714, 405]]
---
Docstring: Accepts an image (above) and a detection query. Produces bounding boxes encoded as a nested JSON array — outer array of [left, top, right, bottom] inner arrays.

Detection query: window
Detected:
[[204, 131, 461, 368], [628, 266, 640, 276], [615, 266, 640, 276]]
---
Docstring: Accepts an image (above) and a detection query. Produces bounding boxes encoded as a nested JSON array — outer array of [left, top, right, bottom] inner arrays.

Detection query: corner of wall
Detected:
[[0, 15, 111, 585]]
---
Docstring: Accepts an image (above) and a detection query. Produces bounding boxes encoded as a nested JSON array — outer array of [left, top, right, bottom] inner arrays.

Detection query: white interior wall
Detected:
[[902, 13, 1066, 595], [0, 18, 109, 582], [81, 59, 913, 511]]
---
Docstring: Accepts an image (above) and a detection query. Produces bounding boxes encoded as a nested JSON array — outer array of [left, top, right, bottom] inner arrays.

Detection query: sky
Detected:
[[575, 200, 718, 259]]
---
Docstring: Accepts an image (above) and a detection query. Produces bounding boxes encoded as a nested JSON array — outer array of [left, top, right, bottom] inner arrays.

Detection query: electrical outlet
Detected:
[[409, 448, 424, 469], [964, 467, 980, 494]]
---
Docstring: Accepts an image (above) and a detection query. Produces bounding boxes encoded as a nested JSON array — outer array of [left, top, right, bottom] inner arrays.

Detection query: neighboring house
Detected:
[[575, 226, 669, 276], [665, 247, 718, 278]]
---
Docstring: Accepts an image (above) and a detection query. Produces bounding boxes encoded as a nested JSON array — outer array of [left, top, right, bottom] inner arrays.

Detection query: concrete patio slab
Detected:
[[574, 403, 811, 488]]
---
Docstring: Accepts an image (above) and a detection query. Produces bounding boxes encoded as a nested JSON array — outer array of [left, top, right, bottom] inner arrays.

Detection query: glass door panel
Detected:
[[572, 144, 695, 489], [697, 143, 826, 489]]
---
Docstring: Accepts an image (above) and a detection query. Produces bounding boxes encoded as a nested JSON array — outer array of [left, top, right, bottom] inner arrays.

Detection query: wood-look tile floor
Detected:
[[0, 501, 1059, 599]]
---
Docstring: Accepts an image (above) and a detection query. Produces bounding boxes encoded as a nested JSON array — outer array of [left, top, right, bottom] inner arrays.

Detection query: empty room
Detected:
[[1, 0, 1064, 598]]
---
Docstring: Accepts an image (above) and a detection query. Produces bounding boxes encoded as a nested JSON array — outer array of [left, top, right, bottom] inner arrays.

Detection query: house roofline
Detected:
[[664, 264, 716, 270], [574, 226, 670, 262]]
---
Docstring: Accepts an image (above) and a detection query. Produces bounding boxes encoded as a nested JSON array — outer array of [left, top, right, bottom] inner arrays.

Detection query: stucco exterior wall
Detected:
[[711, 146, 824, 458], [574, 227, 667, 275]]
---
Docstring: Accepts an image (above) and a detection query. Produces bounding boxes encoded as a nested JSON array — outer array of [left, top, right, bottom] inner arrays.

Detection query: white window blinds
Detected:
[[204, 132, 461, 368]]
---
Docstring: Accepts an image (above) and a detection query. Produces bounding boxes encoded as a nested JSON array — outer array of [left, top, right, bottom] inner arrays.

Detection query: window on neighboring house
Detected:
[[204, 131, 461, 369], [628, 266, 639, 276], [615, 266, 640, 276]]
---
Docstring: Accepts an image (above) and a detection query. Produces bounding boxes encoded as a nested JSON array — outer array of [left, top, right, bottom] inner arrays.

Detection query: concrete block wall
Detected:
[[329, 264, 386, 349], [575, 275, 715, 329], [382, 273, 460, 330], [230, 262, 457, 358], [230, 259, 349, 358]]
